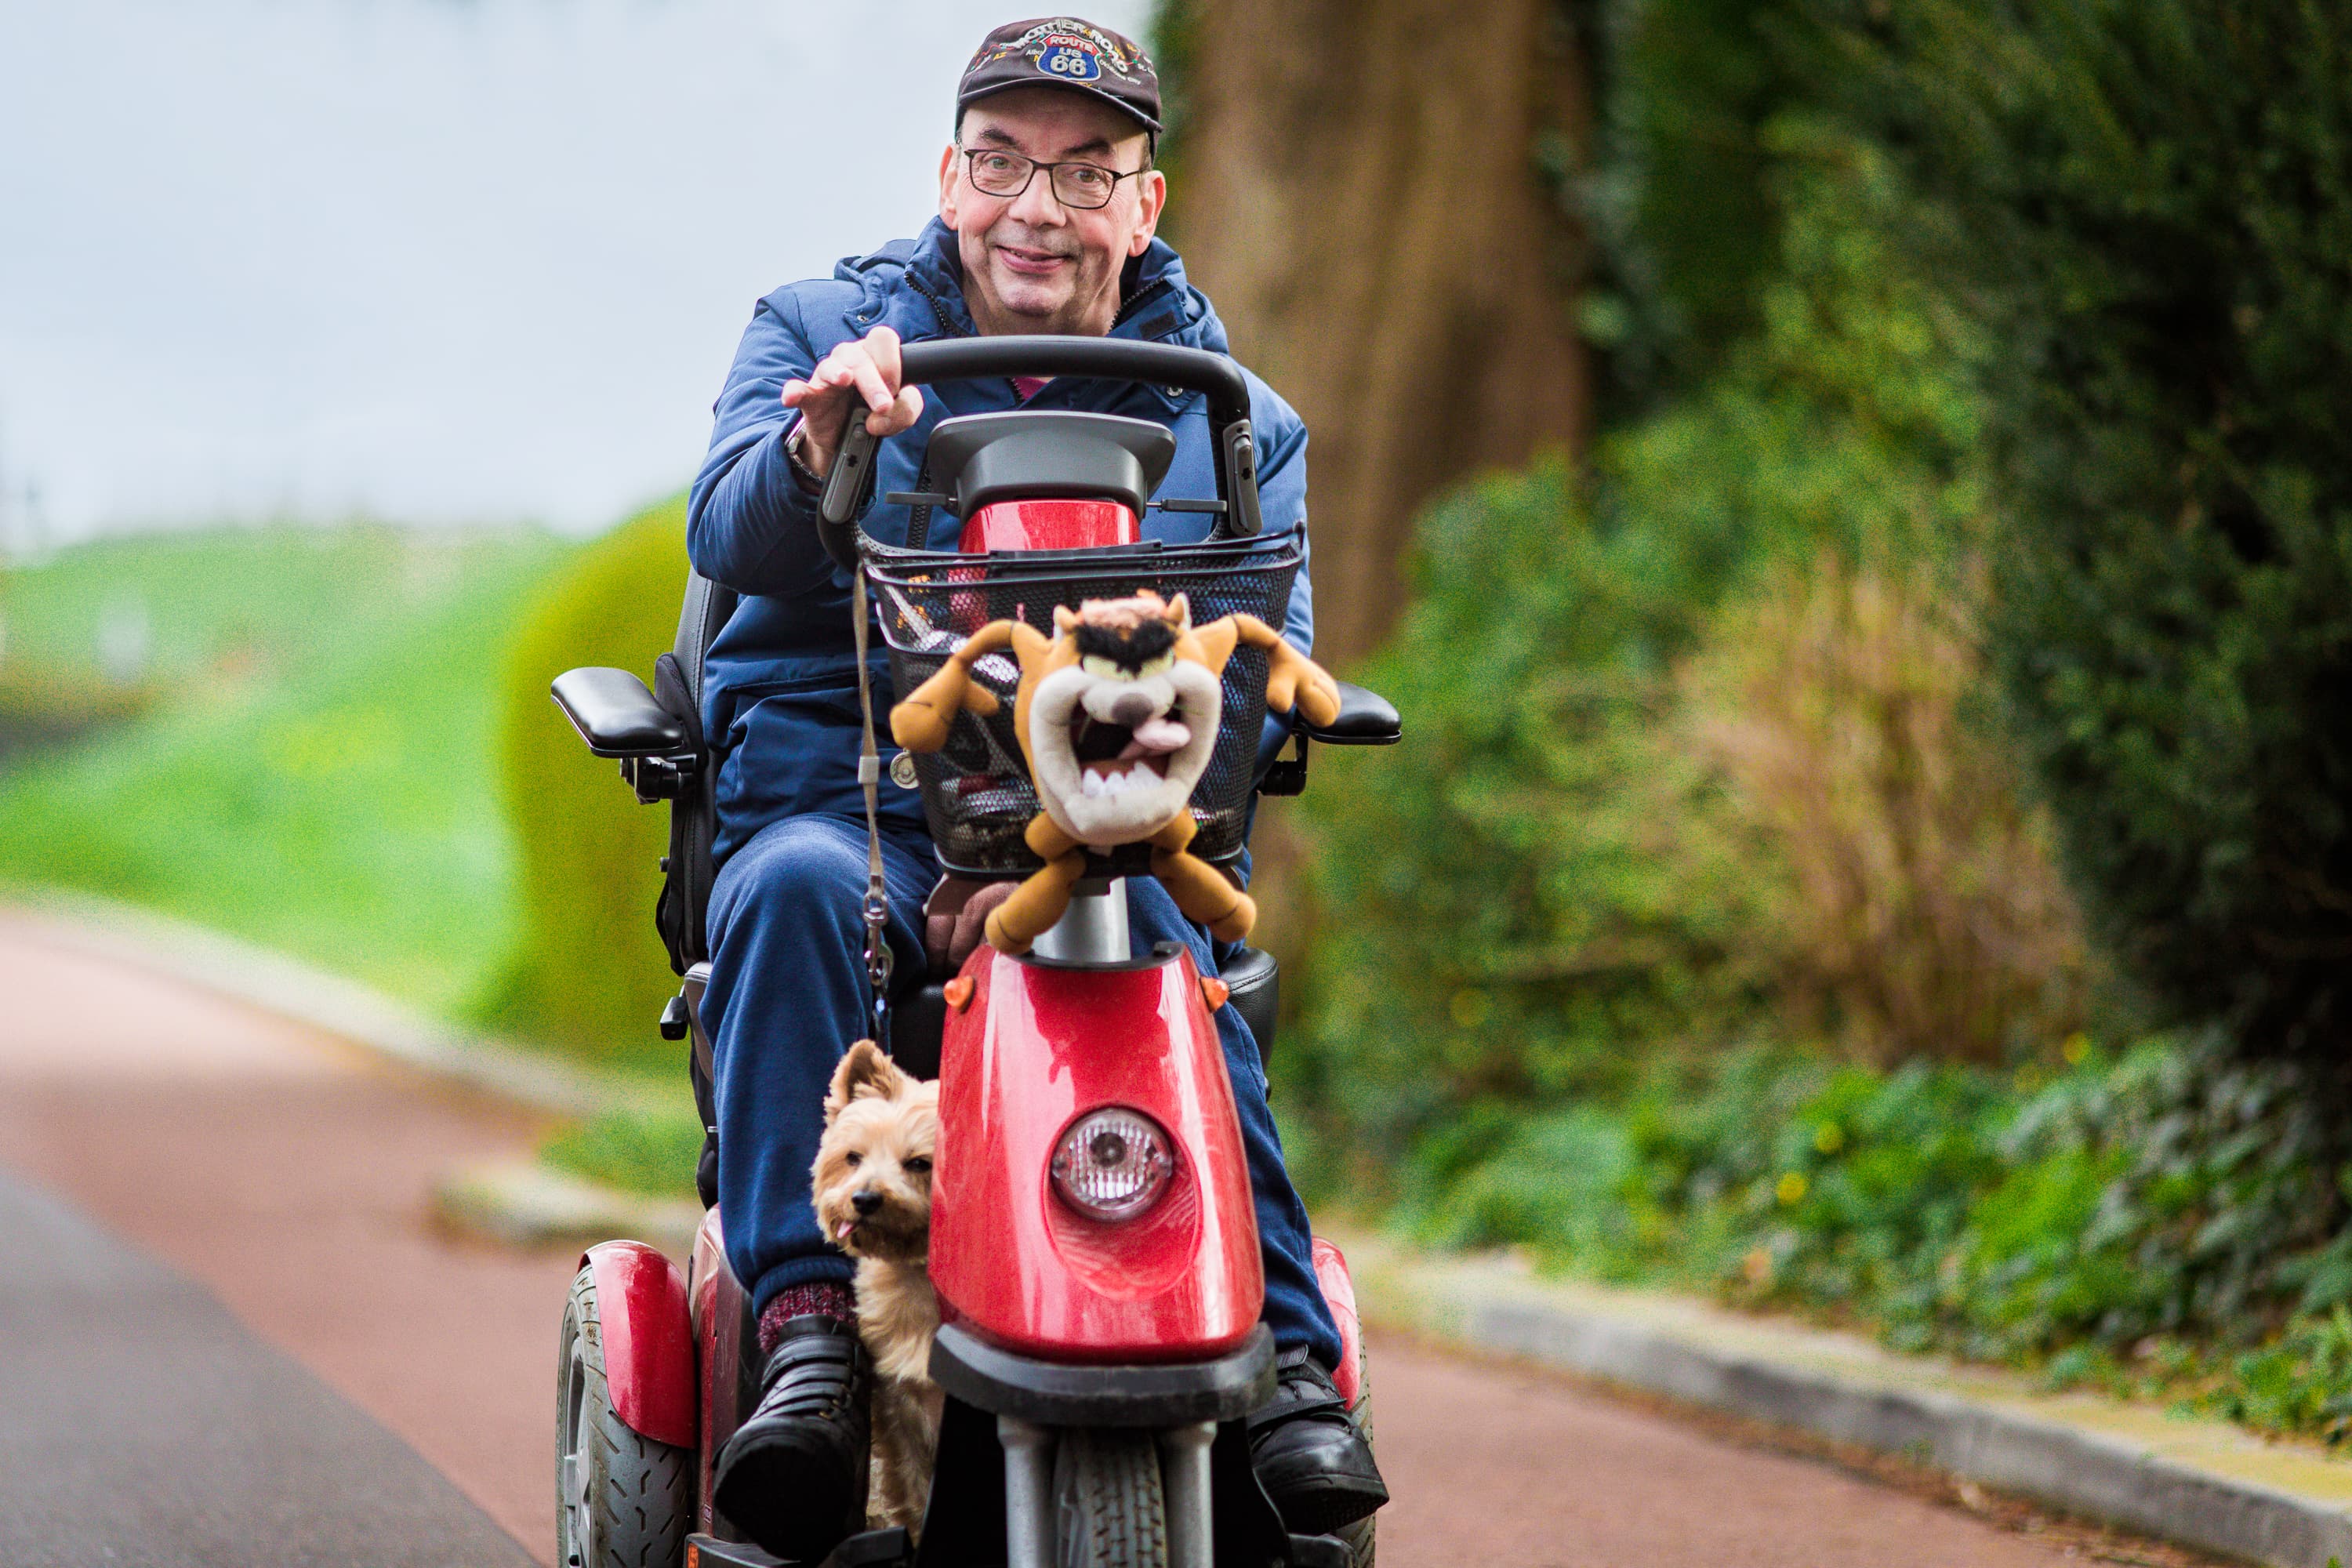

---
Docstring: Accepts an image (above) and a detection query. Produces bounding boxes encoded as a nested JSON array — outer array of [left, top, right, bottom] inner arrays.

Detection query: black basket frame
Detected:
[[863, 527, 1305, 878]]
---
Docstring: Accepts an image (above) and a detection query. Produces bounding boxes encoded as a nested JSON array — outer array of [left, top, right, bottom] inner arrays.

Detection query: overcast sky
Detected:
[[0, 0, 1151, 543]]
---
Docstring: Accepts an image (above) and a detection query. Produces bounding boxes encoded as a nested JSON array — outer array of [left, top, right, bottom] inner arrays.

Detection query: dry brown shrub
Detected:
[[1675, 551, 2088, 1066]]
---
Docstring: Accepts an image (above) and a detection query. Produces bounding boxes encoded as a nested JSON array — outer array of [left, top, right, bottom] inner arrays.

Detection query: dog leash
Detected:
[[851, 561, 895, 1051]]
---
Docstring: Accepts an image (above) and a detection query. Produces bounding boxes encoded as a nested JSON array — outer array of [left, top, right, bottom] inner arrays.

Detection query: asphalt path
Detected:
[[0, 906, 2199, 1566], [0, 1167, 532, 1567]]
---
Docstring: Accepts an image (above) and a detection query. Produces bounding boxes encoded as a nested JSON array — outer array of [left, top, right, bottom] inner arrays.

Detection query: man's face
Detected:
[[938, 86, 1165, 336]]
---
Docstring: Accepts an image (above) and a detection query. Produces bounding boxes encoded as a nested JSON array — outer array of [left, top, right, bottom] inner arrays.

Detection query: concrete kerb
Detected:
[[19, 890, 2352, 1566]]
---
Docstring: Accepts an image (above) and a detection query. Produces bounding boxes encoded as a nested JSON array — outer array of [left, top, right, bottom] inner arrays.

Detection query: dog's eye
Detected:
[[1080, 655, 1130, 681], [904, 1156, 932, 1175], [844, 1152, 862, 1168]]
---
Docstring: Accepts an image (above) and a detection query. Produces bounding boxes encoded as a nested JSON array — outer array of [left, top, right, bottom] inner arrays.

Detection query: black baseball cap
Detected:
[[956, 16, 1163, 136]]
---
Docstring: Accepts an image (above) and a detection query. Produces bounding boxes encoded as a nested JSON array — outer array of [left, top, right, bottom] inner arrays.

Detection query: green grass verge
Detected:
[[539, 1102, 706, 1200], [0, 523, 574, 1013], [1363, 1029, 2352, 1449]]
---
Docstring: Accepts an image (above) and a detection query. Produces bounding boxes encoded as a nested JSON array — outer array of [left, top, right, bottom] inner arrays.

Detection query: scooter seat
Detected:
[[1222, 945, 1280, 1061], [891, 978, 951, 1082]]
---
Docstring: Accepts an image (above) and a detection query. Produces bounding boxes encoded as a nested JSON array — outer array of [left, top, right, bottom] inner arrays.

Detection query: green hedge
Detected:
[[1285, 129, 2077, 1176], [1828, 0, 2352, 1078], [484, 498, 688, 1069]]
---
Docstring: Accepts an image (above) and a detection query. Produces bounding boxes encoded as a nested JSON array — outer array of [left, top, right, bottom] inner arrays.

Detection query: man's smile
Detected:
[[994, 241, 1072, 278]]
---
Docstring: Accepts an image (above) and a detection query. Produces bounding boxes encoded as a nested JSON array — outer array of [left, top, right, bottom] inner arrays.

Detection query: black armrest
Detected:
[[1298, 681, 1401, 746], [550, 666, 690, 758]]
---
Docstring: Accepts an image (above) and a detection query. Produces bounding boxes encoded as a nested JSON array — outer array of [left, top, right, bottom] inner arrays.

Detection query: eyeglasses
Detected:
[[960, 147, 1143, 211]]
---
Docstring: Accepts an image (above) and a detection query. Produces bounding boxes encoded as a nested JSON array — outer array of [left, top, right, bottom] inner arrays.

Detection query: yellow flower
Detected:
[[1777, 1171, 1809, 1207], [1813, 1122, 1845, 1155], [2061, 1033, 2091, 1066]]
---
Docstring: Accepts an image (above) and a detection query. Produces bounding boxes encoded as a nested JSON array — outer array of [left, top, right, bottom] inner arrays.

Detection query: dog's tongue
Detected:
[[837, 1219, 856, 1241], [1122, 717, 1190, 757]]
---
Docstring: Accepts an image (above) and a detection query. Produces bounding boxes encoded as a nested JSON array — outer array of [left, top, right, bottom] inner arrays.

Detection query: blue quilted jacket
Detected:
[[686, 218, 1315, 867]]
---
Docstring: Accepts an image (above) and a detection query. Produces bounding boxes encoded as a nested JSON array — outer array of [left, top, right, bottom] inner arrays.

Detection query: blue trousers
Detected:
[[703, 812, 1342, 1369]]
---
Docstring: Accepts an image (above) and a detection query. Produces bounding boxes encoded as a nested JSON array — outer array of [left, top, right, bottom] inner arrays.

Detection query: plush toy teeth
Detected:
[[1080, 757, 1171, 797]]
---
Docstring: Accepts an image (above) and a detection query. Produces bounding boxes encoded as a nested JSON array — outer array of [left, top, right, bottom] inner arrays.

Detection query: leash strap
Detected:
[[851, 562, 894, 1048]]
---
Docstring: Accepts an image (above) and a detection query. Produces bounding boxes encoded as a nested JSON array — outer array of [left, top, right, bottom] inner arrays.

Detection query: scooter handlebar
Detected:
[[897, 338, 1252, 431], [815, 336, 1262, 571]]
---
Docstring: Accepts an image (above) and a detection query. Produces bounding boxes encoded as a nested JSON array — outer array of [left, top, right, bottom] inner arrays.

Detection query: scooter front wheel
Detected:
[[557, 1264, 693, 1568], [1054, 1429, 1169, 1568]]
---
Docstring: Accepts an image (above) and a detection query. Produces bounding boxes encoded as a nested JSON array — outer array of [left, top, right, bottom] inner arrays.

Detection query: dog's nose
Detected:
[[1107, 689, 1157, 728], [851, 1189, 883, 1216]]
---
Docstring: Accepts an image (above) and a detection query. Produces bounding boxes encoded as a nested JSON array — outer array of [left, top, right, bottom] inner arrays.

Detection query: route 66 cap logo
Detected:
[[957, 16, 1163, 134]]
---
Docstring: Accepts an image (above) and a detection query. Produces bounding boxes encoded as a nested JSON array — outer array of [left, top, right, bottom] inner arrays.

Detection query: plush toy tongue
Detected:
[[1120, 717, 1191, 757]]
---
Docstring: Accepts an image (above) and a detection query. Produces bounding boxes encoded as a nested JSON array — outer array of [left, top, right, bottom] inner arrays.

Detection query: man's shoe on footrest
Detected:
[[712, 1314, 872, 1563], [1247, 1349, 1389, 1535]]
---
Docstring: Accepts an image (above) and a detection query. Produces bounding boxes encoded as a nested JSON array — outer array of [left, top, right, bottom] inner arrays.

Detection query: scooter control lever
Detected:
[[816, 409, 884, 570], [1220, 419, 1263, 537]]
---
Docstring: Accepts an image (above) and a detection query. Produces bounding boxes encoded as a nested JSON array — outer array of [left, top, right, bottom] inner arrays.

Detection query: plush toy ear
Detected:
[[1011, 621, 1054, 675], [826, 1040, 905, 1116], [1164, 593, 1192, 633], [1053, 604, 1080, 634]]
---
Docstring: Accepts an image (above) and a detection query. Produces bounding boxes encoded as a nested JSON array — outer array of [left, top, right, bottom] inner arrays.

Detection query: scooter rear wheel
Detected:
[[1053, 1429, 1168, 1568], [558, 1265, 693, 1568]]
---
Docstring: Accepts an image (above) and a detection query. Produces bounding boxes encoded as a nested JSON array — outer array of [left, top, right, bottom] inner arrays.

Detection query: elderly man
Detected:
[[691, 16, 1385, 1558]]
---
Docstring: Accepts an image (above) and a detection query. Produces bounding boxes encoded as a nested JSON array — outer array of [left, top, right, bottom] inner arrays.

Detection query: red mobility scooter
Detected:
[[550, 338, 1401, 1568]]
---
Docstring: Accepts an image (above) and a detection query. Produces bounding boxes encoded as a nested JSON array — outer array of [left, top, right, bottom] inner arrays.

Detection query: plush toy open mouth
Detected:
[[1071, 711, 1192, 797], [1029, 660, 1224, 845]]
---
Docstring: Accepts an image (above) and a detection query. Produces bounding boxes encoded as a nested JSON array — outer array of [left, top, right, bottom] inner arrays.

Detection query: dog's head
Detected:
[[1018, 590, 1223, 846], [811, 1041, 939, 1264]]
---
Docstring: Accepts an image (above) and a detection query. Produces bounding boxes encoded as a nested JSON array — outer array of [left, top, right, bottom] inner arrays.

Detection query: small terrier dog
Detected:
[[811, 1040, 942, 1534]]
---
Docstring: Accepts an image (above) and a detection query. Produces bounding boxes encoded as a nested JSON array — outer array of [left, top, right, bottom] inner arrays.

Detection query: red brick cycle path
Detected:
[[0, 906, 2194, 1566]]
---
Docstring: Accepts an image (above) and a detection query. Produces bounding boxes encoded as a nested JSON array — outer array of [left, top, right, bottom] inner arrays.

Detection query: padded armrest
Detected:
[[551, 666, 690, 758], [1298, 681, 1401, 746]]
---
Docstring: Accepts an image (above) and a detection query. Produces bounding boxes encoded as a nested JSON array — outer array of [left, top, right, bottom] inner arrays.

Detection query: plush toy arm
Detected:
[[890, 622, 1012, 753], [1226, 614, 1341, 728]]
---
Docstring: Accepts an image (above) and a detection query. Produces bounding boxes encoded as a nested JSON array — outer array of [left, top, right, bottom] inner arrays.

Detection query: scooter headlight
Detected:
[[1050, 1107, 1174, 1221]]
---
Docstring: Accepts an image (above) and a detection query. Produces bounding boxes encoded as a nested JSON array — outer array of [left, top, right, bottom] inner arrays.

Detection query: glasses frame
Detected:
[[957, 146, 1146, 212]]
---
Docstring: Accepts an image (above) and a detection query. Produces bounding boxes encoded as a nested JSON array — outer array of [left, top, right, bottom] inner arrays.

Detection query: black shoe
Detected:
[[1247, 1349, 1388, 1535], [712, 1314, 871, 1562]]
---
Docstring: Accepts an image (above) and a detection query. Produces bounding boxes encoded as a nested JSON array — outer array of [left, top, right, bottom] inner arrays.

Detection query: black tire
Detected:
[[558, 1265, 694, 1568], [1053, 1428, 1168, 1568]]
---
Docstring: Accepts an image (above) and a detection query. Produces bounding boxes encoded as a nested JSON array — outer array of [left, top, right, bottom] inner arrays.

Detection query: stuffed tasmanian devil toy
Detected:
[[890, 590, 1339, 956]]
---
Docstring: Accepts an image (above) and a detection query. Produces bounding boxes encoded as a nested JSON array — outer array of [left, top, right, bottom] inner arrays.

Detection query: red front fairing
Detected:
[[958, 498, 1141, 554], [929, 946, 1264, 1361]]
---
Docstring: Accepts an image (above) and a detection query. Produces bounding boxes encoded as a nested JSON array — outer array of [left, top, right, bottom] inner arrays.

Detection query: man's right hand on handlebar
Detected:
[[782, 324, 927, 481]]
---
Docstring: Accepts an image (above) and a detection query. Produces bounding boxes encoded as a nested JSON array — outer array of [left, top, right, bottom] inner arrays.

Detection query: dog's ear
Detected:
[[825, 1040, 906, 1116]]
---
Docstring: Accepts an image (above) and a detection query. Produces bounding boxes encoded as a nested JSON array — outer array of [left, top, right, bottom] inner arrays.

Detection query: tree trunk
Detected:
[[1170, 0, 1592, 667]]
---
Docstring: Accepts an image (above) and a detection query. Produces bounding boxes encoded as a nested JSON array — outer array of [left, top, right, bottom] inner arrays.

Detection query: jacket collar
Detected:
[[839, 220, 1227, 412]]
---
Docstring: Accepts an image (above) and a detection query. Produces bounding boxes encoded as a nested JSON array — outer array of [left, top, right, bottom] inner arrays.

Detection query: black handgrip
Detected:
[[810, 336, 1263, 571], [898, 338, 1251, 431]]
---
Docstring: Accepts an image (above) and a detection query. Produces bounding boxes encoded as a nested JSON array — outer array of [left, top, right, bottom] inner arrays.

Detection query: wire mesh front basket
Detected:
[[864, 527, 1305, 877]]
